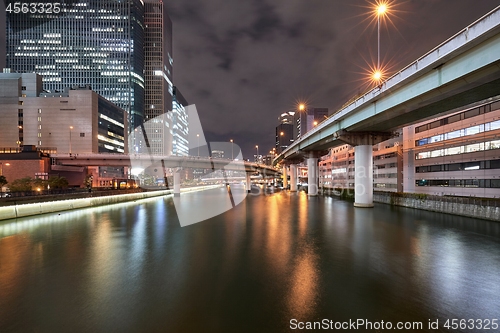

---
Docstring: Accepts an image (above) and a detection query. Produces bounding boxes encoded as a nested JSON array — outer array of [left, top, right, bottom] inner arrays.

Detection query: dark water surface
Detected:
[[1, 188, 500, 332]]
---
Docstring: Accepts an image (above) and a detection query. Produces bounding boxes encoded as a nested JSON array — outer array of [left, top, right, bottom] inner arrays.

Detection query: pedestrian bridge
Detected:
[[275, 6, 500, 206]]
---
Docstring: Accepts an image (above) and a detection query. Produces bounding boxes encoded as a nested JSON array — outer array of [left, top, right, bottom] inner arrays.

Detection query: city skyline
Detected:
[[1, 1, 499, 158], [165, 0, 500, 157]]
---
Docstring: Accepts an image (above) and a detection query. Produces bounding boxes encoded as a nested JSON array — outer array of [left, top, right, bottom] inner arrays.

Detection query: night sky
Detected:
[[166, 0, 500, 158], [1, 1, 499, 159]]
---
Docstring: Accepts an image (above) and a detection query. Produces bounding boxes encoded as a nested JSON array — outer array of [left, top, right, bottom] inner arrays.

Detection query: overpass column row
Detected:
[[246, 173, 252, 193], [307, 153, 319, 196], [282, 166, 288, 189], [290, 164, 297, 192], [335, 130, 394, 207], [173, 170, 181, 197]]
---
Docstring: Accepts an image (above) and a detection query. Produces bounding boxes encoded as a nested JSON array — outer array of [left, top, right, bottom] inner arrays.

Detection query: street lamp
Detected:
[[230, 139, 234, 160], [376, 2, 388, 71], [255, 145, 259, 163], [373, 1, 389, 74], [69, 126, 73, 154], [197, 134, 200, 157], [299, 103, 305, 111]]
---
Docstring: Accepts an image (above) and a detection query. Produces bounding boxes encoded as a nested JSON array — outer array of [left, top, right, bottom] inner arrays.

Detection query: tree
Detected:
[[33, 177, 48, 190], [0, 175, 7, 189], [9, 177, 33, 192], [48, 176, 69, 189]]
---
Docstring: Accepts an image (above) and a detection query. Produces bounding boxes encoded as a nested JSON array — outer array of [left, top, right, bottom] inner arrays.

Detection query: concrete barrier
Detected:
[[0, 185, 221, 221], [373, 193, 500, 222]]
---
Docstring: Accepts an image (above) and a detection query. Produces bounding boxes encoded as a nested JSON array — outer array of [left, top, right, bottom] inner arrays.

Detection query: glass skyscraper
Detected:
[[172, 86, 189, 156], [143, 0, 174, 155], [5, 0, 145, 135]]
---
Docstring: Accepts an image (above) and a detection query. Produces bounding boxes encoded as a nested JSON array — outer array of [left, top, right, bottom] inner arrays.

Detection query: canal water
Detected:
[[1, 188, 499, 332]]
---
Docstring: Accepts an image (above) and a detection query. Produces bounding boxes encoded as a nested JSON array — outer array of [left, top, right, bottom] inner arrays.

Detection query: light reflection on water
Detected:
[[0, 190, 499, 332]]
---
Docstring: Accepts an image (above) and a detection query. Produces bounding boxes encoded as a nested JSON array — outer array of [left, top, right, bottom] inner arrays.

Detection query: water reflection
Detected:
[[0, 191, 499, 332]]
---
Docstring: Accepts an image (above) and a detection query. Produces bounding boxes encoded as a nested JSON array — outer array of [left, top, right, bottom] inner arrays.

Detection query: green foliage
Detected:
[[9, 177, 34, 192], [48, 176, 69, 189], [0, 175, 7, 188], [6, 175, 69, 192]]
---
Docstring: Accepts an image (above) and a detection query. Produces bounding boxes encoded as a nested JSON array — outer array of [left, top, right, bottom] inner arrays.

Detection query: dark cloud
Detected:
[[167, 0, 500, 158]]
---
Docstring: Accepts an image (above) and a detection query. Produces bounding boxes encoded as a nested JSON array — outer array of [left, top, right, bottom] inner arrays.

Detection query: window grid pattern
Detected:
[[6, 0, 145, 134]]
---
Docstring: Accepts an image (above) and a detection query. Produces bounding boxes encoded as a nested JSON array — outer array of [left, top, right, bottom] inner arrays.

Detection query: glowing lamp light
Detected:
[[373, 70, 383, 81], [299, 104, 305, 111], [377, 3, 388, 16]]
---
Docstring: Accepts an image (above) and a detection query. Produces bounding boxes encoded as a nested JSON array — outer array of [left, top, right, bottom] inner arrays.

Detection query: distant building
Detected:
[[294, 107, 329, 138], [211, 150, 224, 159], [262, 155, 273, 166], [276, 111, 295, 154]]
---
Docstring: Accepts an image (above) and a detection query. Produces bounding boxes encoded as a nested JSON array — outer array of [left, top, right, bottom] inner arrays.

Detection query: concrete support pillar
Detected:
[[290, 164, 297, 192], [173, 171, 181, 197], [307, 157, 318, 196], [282, 166, 288, 189], [246, 173, 251, 193], [354, 145, 374, 207]]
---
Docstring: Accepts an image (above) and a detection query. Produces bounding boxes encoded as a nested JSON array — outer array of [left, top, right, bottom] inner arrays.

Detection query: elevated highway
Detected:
[[275, 6, 500, 206], [50, 153, 279, 175], [276, 5, 500, 162]]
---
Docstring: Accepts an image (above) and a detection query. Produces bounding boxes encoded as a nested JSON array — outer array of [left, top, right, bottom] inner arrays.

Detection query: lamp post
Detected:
[[255, 145, 259, 163], [69, 126, 73, 154], [197, 134, 200, 157], [230, 139, 234, 160], [373, 2, 388, 84], [376, 3, 387, 70]]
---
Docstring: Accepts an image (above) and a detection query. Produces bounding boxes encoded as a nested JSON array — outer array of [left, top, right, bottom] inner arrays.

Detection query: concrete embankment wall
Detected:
[[0, 185, 220, 221], [373, 192, 500, 222]]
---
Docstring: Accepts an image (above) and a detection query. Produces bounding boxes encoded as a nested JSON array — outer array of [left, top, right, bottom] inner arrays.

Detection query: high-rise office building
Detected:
[[142, 0, 174, 155], [294, 107, 329, 138], [5, 1, 145, 136], [172, 86, 189, 156], [275, 111, 294, 154]]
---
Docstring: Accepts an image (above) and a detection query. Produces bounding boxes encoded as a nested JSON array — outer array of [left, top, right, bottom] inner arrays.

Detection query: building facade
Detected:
[[0, 72, 126, 154], [294, 107, 329, 139], [319, 136, 403, 193], [275, 111, 294, 154], [172, 86, 189, 156], [5, 0, 145, 135], [142, 0, 174, 155], [403, 97, 500, 197], [318, 97, 500, 198]]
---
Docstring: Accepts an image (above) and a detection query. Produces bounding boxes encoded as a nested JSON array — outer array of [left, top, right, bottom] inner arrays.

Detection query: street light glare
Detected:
[[377, 3, 388, 16], [299, 103, 305, 111], [373, 70, 383, 81]]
